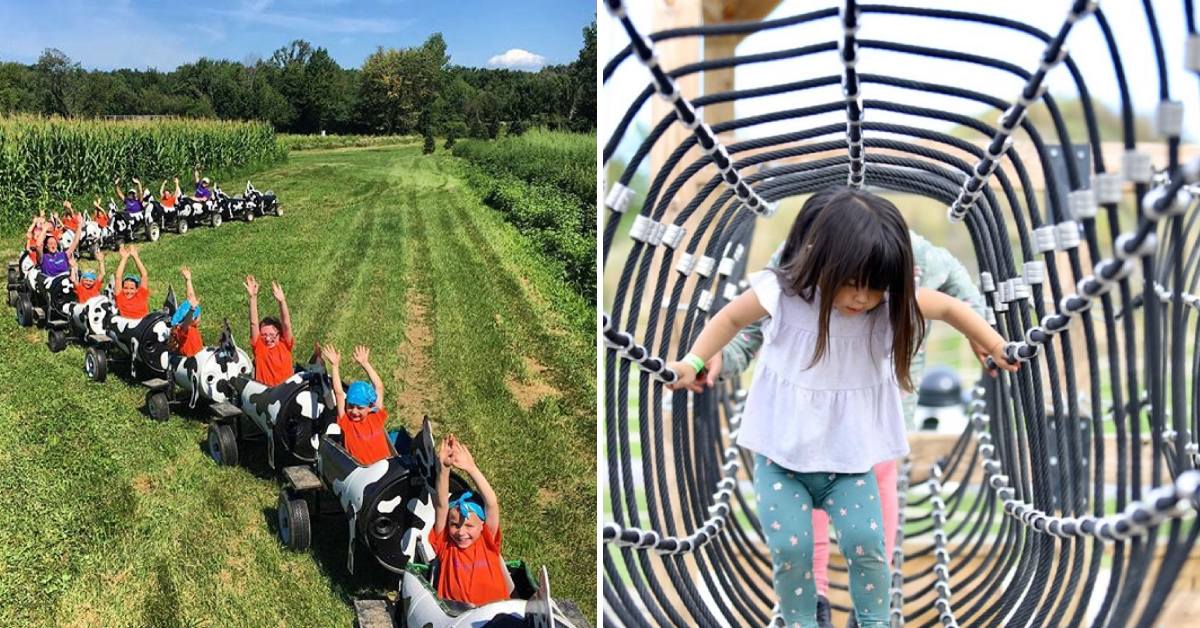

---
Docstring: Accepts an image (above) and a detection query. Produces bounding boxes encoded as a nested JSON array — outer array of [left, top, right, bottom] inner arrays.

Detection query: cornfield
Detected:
[[278, 134, 419, 151], [0, 116, 286, 231]]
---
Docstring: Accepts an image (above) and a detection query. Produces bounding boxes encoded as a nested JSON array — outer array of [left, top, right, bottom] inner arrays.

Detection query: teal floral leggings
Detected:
[[753, 455, 889, 628]]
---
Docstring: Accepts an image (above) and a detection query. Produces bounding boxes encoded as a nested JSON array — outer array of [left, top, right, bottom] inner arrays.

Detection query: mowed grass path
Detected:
[[0, 144, 596, 626]]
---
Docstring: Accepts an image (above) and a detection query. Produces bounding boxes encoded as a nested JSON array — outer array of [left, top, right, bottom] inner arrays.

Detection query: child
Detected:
[[689, 191, 990, 626], [160, 177, 181, 213], [321, 344, 391, 465], [112, 244, 150, 319], [31, 203, 82, 278], [667, 188, 1017, 627], [168, 266, 204, 357], [432, 433, 508, 606], [245, 275, 295, 386], [70, 251, 105, 302], [91, 197, 112, 231]]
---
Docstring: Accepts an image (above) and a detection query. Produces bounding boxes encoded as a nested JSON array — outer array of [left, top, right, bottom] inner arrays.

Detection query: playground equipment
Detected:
[[602, 1, 1200, 625]]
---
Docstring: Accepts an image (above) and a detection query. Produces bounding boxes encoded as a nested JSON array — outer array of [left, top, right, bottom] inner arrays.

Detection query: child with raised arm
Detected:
[[115, 177, 145, 217], [160, 177, 182, 213], [321, 344, 392, 465], [70, 251, 105, 302], [667, 188, 1017, 628], [168, 266, 204, 357], [245, 275, 295, 386], [113, 244, 150, 319], [433, 434, 508, 606]]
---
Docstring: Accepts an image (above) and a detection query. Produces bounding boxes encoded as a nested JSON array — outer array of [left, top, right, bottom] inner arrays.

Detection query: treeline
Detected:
[[0, 22, 595, 138]]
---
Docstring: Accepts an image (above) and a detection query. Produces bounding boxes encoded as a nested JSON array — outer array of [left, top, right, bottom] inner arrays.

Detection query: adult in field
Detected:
[[113, 244, 150, 319], [687, 220, 986, 628], [29, 202, 83, 278], [194, 168, 213, 201], [245, 275, 295, 386], [115, 177, 146, 216]]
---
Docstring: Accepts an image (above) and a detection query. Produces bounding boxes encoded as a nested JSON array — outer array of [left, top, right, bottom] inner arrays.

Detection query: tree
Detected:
[[567, 21, 597, 132], [34, 49, 81, 116]]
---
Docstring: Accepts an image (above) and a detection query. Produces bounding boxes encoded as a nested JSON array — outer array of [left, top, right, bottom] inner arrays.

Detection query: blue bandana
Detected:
[[80, 270, 97, 280], [449, 491, 486, 521], [170, 300, 201, 326], [346, 380, 377, 407]]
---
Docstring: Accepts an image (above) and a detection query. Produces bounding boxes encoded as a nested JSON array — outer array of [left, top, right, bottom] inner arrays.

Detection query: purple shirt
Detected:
[[195, 185, 211, 199], [40, 251, 69, 276], [124, 198, 143, 214]]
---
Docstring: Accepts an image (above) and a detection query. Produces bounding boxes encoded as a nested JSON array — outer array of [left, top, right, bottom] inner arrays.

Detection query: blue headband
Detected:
[[170, 300, 201, 326], [123, 274, 140, 286], [80, 270, 97, 280], [448, 491, 486, 521], [346, 380, 377, 407]]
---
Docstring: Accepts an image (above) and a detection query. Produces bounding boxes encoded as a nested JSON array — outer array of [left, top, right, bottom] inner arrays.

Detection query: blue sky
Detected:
[[0, 0, 595, 72]]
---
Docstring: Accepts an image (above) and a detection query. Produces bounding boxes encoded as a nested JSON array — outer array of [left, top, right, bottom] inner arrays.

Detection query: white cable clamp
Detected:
[[605, 182, 635, 213], [1034, 225, 1058, 253], [717, 256, 735, 277], [985, 308, 996, 325], [697, 289, 714, 312], [1093, 172, 1123, 204], [1068, 188, 1097, 220], [1155, 101, 1185, 138], [980, 272, 995, 293], [676, 252, 696, 275], [695, 255, 717, 278], [733, 243, 746, 262], [994, 298, 1009, 313], [999, 106, 1028, 130], [1188, 34, 1200, 72], [648, 221, 667, 246], [1010, 277, 1030, 301], [1017, 83, 1049, 107], [661, 224, 686, 249], [630, 214, 655, 243], [1184, 157, 1200, 184], [1023, 261, 1046, 285], [1122, 151, 1154, 183], [723, 283, 739, 302], [997, 279, 1012, 303], [1055, 221, 1081, 249]]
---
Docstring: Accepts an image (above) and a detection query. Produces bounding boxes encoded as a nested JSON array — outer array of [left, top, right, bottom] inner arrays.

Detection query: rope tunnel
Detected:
[[600, 1, 1200, 625]]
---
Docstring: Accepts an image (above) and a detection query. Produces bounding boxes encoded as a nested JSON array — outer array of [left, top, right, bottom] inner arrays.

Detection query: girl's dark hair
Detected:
[[774, 187, 925, 392], [260, 316, 283, 333]]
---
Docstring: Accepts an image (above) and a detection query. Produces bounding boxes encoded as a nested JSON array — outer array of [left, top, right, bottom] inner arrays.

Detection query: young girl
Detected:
[[667, 188, 1017, 627], [30, 204, 82, 278], [70, 251, 105, 302], [194, 168, 213, 201], [168, 266, 204, 357], [433, 433, 508, 606], [321, 344, 392, 465], [245, 275, 295, 386], [115, 177, 145, 217], [113, 244, 150, 319], [160, 177, 181, 213]]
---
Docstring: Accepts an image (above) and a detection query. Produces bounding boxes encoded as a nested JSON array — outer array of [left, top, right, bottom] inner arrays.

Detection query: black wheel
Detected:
[[207, 423, 239, 466], [15, 293, 32, 327], [88, 243, 99, 260], [210, 212, 222, 228], [277, 490, 311, 551], [146, 222, 161, 242], [7, 288, 16, 307], [175, 219, 188, 235], [85, 347, 108, 382], [47, 329, 68, 353], [146, 390, 170, 421]]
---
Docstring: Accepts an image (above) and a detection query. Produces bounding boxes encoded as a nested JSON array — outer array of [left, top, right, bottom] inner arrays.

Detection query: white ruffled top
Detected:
[[736, 270, 909, 473]]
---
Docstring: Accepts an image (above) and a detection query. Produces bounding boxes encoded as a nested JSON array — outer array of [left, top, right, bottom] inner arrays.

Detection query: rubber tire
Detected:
[[15, 293, 32, 327], [89, 244, 99, 260], [210, 212, 222, 228], [47, 329, 68, 353], [146, 222, 161, 242], [7, 288, 16, 307], [147, 390, 170, 421], [243, 209, 254, 222], [175, 219, 188, 235], [207, 423, 239, 466], [85, 347, 108, 382], [277, 491, 311, 551]]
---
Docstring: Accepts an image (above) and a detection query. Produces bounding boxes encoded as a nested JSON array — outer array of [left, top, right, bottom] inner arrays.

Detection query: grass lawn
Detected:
[[0, 143, 596, 625]]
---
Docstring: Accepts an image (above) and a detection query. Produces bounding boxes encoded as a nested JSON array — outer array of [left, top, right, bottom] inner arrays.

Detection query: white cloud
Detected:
[[486, 48, 547, 71]]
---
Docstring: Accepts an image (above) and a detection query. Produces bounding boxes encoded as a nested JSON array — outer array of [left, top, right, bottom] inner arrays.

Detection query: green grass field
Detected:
[[0, 143, 596, 626]]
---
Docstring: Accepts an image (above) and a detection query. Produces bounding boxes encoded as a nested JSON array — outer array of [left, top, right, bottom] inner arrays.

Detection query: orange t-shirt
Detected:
[[336, 408, 392, 466], [62, 215, 80, 231], [75, 281, 101, 302], [115, 285, 150, 318], [429, 523, 508, 606], [95, 212, 110, 228], [161, 192, 177, 208], [252, 334, 295, 387], [171, 324, 204, 357]]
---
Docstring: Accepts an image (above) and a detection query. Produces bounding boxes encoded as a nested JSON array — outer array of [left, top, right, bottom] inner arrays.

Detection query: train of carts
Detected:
[[5, 237, 587, 627], [69, 181, 281, 260]]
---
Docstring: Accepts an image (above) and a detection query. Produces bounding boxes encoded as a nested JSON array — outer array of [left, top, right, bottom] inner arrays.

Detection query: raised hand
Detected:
[[118, 244, 131, 260], [180, 266, 192, 281], [352, 345, 370, 366], [452, 439, 477, 473], [438, 436, 455, 467], [244, 275, 259, 295], [271, 280, 285, 302], [132, 177, 141, 185], [321, 344, 341, 367]]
